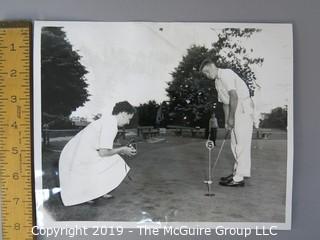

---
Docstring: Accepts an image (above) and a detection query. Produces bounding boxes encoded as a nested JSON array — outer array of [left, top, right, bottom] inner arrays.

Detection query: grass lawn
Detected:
[[40, 134, 287, 223]]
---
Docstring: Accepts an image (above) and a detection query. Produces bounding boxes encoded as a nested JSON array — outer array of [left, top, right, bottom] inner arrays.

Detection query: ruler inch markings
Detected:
[[0, 21, 35, 240]]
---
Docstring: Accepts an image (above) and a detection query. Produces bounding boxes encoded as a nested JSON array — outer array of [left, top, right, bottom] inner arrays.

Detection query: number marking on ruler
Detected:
[[0, 22, 35, 240]]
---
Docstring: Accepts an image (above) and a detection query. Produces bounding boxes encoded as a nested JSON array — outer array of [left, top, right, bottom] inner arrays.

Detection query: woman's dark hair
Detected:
[[112, 101, 136, 115], [199, 56, 218, 72]]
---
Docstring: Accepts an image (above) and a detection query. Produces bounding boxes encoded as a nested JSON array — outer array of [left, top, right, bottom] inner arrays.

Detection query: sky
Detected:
[[48, 22, 292, 120]]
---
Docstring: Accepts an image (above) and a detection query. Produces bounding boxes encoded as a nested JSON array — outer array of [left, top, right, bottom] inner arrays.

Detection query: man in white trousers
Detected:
[[200, 57, 254, 187]]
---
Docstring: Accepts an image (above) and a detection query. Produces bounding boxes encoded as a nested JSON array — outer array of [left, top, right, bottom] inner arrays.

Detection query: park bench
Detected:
[[190, 128, 206, 138], [42, 129, 80, 145], [137, 126, 159, 139], [42, 128, 128, 146], [166, 125, 190, 136], [166, 125, 206, 138], [256, 128, 272, 139]]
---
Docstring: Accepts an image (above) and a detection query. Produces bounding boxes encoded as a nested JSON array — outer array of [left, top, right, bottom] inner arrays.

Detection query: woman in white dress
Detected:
[[59, 101, 136, 206]]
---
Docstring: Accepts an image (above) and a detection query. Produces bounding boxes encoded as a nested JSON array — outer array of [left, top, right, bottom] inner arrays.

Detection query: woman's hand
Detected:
[[121, 146, 137, 157], [98, 146, 136, 157]]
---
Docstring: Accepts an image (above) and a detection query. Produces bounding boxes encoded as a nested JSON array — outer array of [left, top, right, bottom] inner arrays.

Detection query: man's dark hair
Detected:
[[112, 101, 136, 115], [199, 56, 218, 72]]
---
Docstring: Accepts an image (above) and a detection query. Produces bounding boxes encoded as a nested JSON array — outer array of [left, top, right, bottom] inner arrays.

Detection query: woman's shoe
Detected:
[[102, 194, 114, 199]]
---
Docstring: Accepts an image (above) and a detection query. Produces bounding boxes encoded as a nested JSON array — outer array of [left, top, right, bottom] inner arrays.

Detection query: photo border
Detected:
[[33, 20, 293, 230]]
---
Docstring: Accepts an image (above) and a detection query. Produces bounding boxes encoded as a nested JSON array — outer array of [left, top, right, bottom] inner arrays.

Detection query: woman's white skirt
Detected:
[[59, 136, 129, 206]]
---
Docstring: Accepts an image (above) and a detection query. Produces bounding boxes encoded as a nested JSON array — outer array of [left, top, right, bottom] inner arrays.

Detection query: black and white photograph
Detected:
[[33, 21, 293, 229]]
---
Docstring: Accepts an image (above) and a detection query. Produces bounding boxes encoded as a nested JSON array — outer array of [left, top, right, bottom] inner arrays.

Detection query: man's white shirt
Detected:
[[215, 68, 250, 104]]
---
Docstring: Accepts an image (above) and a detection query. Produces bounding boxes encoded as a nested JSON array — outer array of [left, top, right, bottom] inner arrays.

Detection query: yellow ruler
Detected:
[[0, 22, 35, 240]]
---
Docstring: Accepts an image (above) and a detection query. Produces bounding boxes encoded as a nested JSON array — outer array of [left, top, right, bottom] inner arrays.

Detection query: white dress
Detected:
[[59, 115, 130, 206], [215, 69, 254, 178]]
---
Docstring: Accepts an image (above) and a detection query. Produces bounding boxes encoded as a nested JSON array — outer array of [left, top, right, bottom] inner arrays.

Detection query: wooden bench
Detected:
[[42, 129, 80, 145], [190, 128, 206, 138], [42, 128, 128, 146], [166, 125, 190, 136], [42, 128, 129, 149], [256, 128, 272, 139], [137, 126, 159, 139], [166, 125, 206, 138]]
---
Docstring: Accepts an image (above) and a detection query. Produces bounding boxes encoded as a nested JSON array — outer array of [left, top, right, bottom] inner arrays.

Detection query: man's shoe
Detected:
[[220, 174, 234, 182], [219, 180, 245, 187]]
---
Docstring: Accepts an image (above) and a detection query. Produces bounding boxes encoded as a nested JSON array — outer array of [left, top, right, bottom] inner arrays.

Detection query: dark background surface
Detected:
[[1, 0, 319, 239]]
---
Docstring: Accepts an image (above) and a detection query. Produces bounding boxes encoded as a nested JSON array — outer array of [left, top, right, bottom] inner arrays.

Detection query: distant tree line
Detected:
[[163, 28, 263, 128], [259, 106, 287, 130], [41, 27, 264, 130]]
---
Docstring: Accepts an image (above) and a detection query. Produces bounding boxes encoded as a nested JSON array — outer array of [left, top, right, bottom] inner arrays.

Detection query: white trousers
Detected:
[[231, 98, 254, 179]]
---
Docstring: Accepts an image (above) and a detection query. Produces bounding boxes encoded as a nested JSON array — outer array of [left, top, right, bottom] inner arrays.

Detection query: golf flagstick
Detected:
[[204, 130, 231, 197], [204, 140, 214, 196], [204, 129, 213, 195]]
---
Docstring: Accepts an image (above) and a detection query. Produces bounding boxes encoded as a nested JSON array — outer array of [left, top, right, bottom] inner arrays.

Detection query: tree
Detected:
[[41, 27, 89, 122], [165, 28, 263, 128], [137, 100, 160, 126], [155, 101, 171, 127], [259, 106, 287, 130], [165, 45, 222, 127], [210, 28, 264, 97]]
